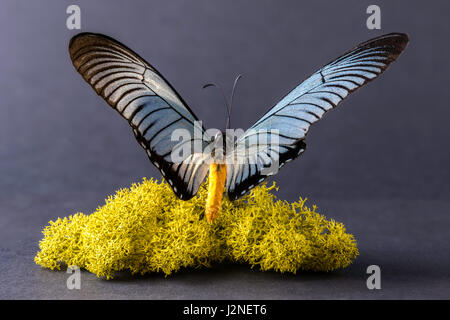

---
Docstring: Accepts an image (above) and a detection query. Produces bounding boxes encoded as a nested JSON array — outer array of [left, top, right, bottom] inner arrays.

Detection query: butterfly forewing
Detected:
[[226, 33, 408, 200], [69, 33, 211, 200]]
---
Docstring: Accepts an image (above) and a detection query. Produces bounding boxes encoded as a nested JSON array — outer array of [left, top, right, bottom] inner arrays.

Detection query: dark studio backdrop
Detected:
[[0, 0, 449, 299]]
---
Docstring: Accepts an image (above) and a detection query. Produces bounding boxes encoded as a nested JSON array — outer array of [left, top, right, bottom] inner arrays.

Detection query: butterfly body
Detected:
[[69, 32, 408, 222], [206, 162, 227, 223]]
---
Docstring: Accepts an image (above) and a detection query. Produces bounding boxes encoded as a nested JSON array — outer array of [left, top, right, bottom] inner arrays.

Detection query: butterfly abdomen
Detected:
[[205, 163, 227, 223]]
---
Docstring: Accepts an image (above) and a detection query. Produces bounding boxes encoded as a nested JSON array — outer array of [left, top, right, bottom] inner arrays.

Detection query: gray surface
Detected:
[[0, 0, 449, 299], [2, 199, 450, 300]]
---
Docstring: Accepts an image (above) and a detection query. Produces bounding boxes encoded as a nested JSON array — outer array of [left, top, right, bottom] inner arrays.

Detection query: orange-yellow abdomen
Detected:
[[205, 163, 227, 223]]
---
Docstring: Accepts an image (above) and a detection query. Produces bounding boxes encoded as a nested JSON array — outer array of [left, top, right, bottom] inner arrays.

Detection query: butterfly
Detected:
[[69, 32, 408, 222]]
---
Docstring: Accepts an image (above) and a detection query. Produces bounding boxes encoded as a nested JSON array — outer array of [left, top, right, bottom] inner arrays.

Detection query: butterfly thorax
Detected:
[[210, 131, 235, 163]]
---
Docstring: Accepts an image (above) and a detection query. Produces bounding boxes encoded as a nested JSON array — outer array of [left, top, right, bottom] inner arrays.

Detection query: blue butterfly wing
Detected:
[[227, 33, 409, 200], [69, 33, 211, 200]]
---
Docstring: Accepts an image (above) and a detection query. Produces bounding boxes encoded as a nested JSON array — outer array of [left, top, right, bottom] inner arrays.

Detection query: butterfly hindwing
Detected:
[[227, 33, 408, 200], [226, 138, 306, 200], [69, 33, 210, 200]]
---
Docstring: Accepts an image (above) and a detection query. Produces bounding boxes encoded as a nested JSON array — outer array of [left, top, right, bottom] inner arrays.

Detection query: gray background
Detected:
[[0, 0, 449, 299]]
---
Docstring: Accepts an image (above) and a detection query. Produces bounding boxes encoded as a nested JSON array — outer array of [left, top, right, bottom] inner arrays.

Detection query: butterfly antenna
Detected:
[[202, 83, 231, 130], [228, 74, 242, 130]]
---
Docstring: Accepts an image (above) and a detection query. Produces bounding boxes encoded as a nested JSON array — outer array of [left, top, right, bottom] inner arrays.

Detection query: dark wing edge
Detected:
[[227, 33, 409, 200], [69, 32, 210, 200]]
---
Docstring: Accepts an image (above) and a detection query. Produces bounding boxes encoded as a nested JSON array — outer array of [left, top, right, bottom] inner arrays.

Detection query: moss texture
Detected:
[[35, 178, 358, 279]]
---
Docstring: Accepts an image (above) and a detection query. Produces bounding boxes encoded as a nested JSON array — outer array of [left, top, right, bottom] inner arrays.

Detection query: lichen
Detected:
[[35, 178, 358, 279]]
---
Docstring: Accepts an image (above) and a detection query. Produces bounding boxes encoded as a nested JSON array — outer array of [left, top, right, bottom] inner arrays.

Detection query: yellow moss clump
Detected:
[[35, 178, 358, 279]]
